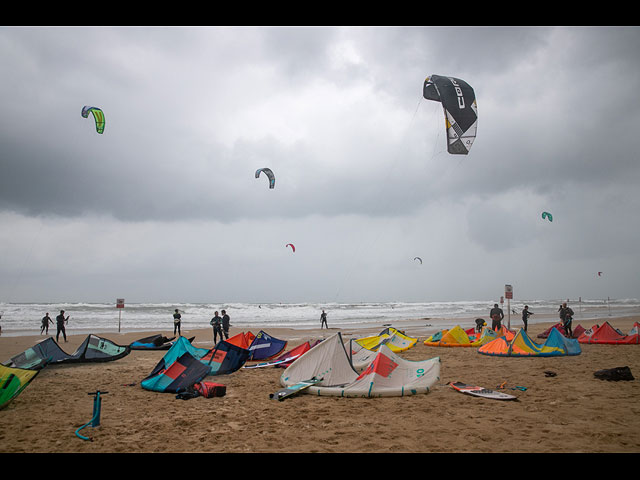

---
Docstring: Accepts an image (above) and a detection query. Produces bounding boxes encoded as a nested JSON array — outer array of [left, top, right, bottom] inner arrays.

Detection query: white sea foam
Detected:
[[1, 298, 638, 337]]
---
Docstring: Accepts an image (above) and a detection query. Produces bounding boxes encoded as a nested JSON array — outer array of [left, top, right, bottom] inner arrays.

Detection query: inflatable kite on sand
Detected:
[[0, 363, 39, 410], [6, 335, 130, 370], [537, 323, 586, 339], [354, 327, 417, 353], [244, 340, 322, 369], [226, 331, 256, 350], [478, 327, 581, 357], [279, 332, 441, 398], [423, 325, 503, 348], [141, 336, 250, 393], [578, 322, 640, 345], [247, 330, 288, 361], [349, 328, 417, 372], [129, 334, 196, 350]]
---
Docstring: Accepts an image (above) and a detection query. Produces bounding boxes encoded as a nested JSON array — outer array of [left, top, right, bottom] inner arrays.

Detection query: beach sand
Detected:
[[1, 316, 639, 454]]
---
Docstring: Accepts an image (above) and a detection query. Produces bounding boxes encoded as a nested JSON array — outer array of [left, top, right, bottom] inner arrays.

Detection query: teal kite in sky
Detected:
[[542, 212, 553, 222]]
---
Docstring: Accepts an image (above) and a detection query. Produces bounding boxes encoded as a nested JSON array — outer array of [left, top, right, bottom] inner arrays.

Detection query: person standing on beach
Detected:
[[173, 309, 182, 336], [41, 312, 53, 335], [210, 311, 224, 344], [56, 310, 69, 342], [320, 310, 328, 329], [489, 304, 504, 332], [522, 305, 534, 332], [560, 302, 574, 337], [221, 310, 230, 339]]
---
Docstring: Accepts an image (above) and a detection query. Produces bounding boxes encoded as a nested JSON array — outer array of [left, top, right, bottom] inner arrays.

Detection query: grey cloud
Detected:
[[2, 26, 640, 302]]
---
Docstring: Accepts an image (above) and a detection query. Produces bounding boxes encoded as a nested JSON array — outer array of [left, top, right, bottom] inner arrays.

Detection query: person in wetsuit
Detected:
[[173, 309, 182, 336], [320, 310, 328, 329], [221, 310, 230, 340], [41, 312, 53, 335], [210, 311, 224, 344], [559, 302, 574, 338], [522, 305, 534, 332], [489, 304, 504, 332], [56, 310, 69, 342]]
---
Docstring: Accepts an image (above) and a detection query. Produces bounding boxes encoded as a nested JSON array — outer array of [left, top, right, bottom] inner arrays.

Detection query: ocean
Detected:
[[1, 298, 639, 337]]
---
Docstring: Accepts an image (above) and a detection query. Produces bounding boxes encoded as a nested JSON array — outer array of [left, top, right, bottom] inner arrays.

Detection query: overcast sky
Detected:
[[1, 26, 639, 304]]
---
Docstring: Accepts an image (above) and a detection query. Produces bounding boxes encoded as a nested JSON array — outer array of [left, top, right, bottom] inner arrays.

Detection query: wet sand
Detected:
[[1, 316, 639, 453]]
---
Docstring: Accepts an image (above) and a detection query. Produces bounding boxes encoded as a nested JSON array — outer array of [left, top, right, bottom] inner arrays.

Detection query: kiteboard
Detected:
[[449, 382, 517, 401], [270, 377, 323, 401]]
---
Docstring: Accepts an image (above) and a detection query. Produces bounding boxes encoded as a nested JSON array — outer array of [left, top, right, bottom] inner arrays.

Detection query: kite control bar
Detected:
[[75, 390, 108, 441]]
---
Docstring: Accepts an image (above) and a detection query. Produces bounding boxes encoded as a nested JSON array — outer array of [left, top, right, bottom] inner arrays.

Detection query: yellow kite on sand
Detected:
[[355, 327, 418, 353], [1, 363, 39, 410], [424, 325, 514, 347], [350, 328, 418, 373]]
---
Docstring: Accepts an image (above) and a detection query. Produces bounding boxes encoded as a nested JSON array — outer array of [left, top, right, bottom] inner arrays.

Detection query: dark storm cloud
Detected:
[[2, 26, 640, 226]]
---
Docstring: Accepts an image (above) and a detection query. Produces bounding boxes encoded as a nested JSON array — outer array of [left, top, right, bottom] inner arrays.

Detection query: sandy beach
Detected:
[[1, 316, 640, 454]]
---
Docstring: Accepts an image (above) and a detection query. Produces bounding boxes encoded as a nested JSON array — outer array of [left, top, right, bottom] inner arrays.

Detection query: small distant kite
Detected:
[[255, 168, 275, 189], [81, 106, 105, 134], [414, 257, 423, 265], [597, 271, 603, 277], [542, 212, 553, 222], [422, 74, 478, 155], [286, 243, 295, 253]]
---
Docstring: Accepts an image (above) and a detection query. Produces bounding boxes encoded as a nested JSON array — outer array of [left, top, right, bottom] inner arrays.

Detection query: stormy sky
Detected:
[[1, 26, 639, 304]]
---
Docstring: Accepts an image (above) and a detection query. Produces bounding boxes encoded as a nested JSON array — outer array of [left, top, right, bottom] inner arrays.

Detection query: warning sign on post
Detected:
[[505, 285, 513, 299], [116, 298, 125, 309]]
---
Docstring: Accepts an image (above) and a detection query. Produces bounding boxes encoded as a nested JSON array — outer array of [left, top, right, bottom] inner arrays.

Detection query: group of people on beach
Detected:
[[40, 310, 70, 342], [35, 306, 320, 345], [209, 310, 231, 343], [484, 301, 574, 335], [172, 308, 231, 343]]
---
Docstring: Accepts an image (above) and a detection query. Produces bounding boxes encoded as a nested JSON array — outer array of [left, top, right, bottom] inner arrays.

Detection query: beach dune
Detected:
[[1, 317, 640, 453]]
